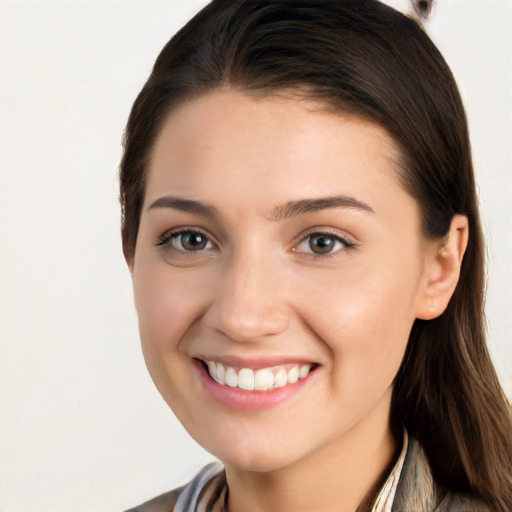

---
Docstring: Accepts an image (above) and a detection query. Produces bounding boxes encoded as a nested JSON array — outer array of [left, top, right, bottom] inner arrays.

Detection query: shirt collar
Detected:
[[371, 429, 409, 512]]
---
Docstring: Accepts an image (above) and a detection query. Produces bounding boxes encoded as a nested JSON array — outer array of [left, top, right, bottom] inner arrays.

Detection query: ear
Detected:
[[416, 214, 469, 320]]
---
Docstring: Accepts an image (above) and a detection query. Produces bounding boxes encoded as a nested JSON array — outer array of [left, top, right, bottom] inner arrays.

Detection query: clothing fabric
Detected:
[[126, 434, 490, 512]]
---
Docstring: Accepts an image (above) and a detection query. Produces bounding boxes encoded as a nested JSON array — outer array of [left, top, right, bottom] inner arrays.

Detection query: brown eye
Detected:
[[173, 231, 211, 251], [295, 231, 354, 257], [308, 234, 337, 254]]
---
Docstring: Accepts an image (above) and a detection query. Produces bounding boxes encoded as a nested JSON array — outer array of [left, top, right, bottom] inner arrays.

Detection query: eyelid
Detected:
[[297, 226, 355, 244]]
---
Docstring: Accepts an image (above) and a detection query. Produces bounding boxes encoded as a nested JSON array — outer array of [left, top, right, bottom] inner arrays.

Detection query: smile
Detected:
[[204, 360, 314, 391]]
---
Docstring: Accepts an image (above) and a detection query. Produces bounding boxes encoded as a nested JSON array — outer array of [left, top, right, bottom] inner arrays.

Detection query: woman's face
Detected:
[[132, 90, 432, 472]]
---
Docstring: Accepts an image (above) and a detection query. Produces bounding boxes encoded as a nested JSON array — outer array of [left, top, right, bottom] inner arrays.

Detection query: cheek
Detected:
[[133, 264, 209, 346], [302, 262, 421, 380], [132, 265, 208, 410]]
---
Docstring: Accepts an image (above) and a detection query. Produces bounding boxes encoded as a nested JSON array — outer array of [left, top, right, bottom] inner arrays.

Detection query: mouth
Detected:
[[199, 359, 317, 391]]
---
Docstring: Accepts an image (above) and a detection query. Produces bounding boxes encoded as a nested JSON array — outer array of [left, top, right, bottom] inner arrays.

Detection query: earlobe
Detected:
[[416, 215, 469, 320]]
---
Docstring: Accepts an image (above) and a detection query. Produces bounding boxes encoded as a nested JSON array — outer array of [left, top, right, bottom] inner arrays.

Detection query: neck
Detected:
[[225, 407, 398, 512]]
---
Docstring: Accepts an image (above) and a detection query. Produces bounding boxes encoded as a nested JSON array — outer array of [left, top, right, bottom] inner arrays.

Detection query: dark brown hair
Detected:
[[120, 1, 512, 508]]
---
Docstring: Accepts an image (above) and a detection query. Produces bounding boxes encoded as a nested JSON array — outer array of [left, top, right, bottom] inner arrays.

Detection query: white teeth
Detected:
[[287, 366, 299, 384], [274, 368, 288, 388], [299, 364, 311, 379], [215, 362, 225, 385], [254, 368, 274, 391], [225, 366, 238, 387], [238, 368, 255, 391], [205, 360, 314, 391], [207, 360, 217, 378]]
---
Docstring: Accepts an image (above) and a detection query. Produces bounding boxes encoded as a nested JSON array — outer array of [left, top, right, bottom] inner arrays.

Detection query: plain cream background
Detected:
[[0, 1, 510, 510]]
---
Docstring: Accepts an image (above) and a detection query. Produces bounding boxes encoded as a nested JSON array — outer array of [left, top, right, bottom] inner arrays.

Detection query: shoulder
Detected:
[[125, 487, 183, 512], [125, 462, 225, 512]]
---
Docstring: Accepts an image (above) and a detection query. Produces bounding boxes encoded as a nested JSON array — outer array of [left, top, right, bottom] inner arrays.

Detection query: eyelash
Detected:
[[155, 228, 355, 258]]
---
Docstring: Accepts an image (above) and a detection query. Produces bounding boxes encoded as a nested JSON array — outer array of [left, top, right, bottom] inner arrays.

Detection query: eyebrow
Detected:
[[147, 194, 374, 220], [269, 195, 375, 221], [147, 196, 219, 218]]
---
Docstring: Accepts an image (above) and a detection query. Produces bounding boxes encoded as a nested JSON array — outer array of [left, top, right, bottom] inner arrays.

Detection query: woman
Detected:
[[120, 1, 512, 510]]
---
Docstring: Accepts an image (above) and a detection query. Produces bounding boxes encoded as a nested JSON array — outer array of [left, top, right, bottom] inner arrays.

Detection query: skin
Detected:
[[130, 89, 468, 512]]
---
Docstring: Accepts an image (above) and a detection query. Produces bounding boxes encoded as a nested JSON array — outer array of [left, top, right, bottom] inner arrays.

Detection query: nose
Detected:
[[203, 254, 290, 342]]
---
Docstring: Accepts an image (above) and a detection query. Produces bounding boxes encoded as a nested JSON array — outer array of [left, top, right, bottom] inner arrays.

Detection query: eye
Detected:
[[295, 231, 354, 256], [308, 234, 337, 254], [157, 229, 213, 252]]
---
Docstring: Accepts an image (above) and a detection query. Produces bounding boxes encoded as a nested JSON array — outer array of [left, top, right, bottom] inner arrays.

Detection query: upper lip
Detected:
[[194, 354, 318, 370]]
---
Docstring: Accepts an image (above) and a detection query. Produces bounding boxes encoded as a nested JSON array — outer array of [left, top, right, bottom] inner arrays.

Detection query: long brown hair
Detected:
[[119, 1, 512, 508]]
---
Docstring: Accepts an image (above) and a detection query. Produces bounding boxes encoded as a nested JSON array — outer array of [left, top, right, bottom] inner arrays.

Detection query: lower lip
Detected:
[[196, 361, 315, 410]]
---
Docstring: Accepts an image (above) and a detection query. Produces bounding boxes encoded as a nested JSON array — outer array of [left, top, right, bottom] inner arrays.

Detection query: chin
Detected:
[[197, 428, 308, 473], [220, 448, 296, 473]]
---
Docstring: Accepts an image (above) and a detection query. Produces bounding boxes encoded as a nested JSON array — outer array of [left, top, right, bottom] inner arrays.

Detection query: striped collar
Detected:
[[371, 430, 408, 512]]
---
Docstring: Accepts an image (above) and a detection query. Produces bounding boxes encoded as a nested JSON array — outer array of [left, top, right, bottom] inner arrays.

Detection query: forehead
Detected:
[[144, 89, 414, 221]]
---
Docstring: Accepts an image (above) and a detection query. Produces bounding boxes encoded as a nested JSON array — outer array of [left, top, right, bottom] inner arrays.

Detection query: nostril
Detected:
[[412, 0, 434, 20]]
